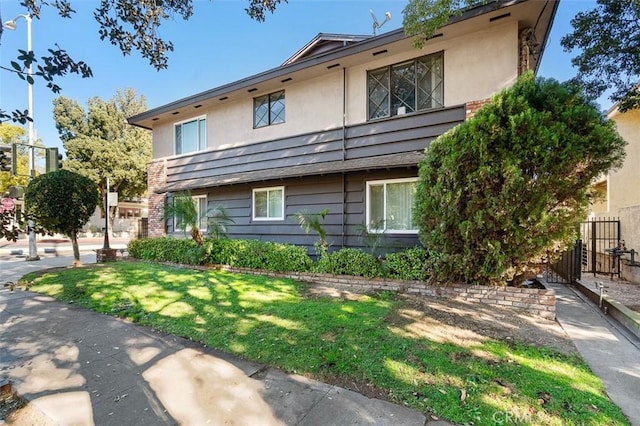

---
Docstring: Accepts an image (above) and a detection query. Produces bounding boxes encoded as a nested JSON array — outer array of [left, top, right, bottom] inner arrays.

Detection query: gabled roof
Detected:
[[282, 33, 370, 65]]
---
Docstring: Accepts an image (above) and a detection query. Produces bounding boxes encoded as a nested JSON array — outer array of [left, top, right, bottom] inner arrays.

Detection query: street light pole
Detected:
[[3, 13, 39, 261]]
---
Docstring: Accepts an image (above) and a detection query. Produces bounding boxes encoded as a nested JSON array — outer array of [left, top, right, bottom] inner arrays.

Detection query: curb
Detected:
[[574, 279, 640, 341]]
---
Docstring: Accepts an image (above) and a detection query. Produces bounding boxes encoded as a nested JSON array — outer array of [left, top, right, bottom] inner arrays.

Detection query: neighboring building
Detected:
[[590, 105, 640, 282], [83, 198, 148, 238], [128, 0, 558, 254]]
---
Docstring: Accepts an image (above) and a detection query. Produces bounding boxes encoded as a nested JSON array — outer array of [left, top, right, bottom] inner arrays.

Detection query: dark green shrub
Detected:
[[385, 247, 430, 281], [315, 248, 382, 278], [415, 71, 626, 284], [201, 238, 312, 272], [128, 237, 202, 265]]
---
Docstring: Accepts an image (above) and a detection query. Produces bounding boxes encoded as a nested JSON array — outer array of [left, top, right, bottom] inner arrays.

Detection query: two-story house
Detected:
[[128, 0, 558, 254]]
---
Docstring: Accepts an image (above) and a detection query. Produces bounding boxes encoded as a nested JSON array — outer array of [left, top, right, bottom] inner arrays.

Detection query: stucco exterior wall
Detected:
[[618, 205, 640, 283], [151, 72, 345, 159], [346, 21, 518, 124], [608, 108, 640, 216], [150, 21, 518, 161], [591, 108, 640, 283]]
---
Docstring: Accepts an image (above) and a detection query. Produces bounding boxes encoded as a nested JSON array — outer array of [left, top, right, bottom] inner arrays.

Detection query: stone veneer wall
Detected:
[[465, 98, 491, 119], [147, 159, 167, 238], [214, 265, 556, 320]]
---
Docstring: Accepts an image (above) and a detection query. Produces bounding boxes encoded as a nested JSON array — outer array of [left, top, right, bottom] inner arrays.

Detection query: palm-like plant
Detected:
[[205, 204, 234, 240], [163, 191, 234, 245], [163, 191, 201, 242], [295, 209, 329, 256]]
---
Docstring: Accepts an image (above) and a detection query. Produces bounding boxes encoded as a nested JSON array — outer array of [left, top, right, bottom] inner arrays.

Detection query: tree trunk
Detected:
[[70, 232, 81, 266]]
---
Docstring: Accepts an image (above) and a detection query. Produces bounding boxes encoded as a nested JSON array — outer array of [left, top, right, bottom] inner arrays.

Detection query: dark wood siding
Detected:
[[197, 169, 420, 255], [164, 105, 464, 185]]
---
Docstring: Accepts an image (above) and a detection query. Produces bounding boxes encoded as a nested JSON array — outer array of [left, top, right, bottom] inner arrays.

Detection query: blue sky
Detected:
[[1, 0, 599, 160]]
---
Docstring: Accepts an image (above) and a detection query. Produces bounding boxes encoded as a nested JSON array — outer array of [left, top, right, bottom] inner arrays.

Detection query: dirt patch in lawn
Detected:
[[395, 294, 577, 356], [305, 284, 577, 357]]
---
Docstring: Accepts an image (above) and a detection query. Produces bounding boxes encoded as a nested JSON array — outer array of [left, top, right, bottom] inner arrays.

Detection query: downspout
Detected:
[[341, 67, 347, 248]]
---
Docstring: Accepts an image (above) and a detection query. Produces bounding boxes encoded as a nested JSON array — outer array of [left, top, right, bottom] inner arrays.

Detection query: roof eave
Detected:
[[128, 0, 545, 127]]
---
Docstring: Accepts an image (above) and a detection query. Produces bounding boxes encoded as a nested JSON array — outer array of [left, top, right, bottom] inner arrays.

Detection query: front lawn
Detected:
[[23, 261, 629, 425]]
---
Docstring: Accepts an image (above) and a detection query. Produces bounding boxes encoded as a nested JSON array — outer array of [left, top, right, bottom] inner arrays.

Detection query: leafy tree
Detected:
[[402, 0, 479, 48], [0, 123, 45, 193], [24, 169, 100, 264], [163, 191, 233, 245], [53, 88, 152, 230], [415, 72, 626, 285], [0, 0, 288, 123], [561, 0, 640, 112]]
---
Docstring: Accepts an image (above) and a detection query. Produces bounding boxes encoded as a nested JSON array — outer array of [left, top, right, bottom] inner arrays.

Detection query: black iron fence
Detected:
[[580, 218, 620, 277], [544, 218, 621, 284], [545, 240, 582, 284]]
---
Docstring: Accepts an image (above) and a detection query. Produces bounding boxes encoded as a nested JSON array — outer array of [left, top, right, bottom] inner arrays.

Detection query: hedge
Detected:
[[127, 237, 431, 281]]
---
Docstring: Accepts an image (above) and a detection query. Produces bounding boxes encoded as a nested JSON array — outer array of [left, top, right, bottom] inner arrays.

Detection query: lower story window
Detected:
[[174, 195, 208, 232], [253, 186, 284, 220], [194, 196, 208, 231], [366, 178, 418, 233]]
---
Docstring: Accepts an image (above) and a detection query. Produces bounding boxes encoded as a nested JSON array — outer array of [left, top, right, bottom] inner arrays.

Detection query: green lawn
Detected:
[[24, 261, 629, 425]]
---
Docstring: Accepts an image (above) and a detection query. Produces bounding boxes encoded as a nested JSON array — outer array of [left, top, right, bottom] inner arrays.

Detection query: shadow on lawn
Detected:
[[25, 262, 630, 426]]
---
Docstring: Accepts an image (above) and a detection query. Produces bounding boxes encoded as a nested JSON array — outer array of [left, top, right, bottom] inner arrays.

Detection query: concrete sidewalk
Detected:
[[0, 256, 441, 426], [545, 280, 640, 426]]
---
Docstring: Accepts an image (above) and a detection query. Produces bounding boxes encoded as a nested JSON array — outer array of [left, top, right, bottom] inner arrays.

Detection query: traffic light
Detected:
[[45, 147, 63, 172], [0, 144, 13, 174]]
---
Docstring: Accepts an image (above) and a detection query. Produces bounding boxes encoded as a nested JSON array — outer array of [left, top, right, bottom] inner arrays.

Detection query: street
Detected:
[[0, 235, 130, 260]]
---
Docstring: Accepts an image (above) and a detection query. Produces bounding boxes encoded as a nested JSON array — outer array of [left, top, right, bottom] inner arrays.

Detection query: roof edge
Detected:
[[129, 0, 545, 125]]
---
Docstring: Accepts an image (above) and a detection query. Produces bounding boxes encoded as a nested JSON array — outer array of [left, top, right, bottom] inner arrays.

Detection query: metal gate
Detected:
[[138, 218, 148, 239], [580, 218, 621, 277], [545, 240, 581, 284]]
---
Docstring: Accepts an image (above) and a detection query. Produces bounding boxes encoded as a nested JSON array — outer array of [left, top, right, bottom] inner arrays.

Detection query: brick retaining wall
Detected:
[[213, 265, 556, 320]]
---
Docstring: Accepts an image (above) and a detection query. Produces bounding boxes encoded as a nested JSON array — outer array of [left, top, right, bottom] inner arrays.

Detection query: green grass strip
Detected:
[[23, 262, 629, 425]]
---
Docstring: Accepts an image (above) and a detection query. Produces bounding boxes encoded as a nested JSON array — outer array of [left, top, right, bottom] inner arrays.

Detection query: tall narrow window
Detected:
[[366, 178, 418, 233], [175, 117, 206, 155], [172, 195, 208, 232], [254, 91, 285, 128], [253, 186, 284, 220], [367, 52, 443, 120]]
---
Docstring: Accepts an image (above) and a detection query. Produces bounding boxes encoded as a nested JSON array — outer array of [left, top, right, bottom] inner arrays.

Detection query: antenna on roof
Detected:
[[370, 10, 391, 36]]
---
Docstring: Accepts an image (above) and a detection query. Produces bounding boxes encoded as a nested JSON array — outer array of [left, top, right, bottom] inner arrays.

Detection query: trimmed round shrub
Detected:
[[385, 247, 430, 281], [315, 248, 382, 278]]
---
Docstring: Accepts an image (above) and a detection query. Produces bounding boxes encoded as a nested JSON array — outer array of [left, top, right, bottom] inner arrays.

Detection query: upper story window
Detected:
[[254, 90, 285, 128], [366, 178, 418, 233], [175, 116, 206, 155], [367, 52, 444, 120], [253, 186, 284, 220]]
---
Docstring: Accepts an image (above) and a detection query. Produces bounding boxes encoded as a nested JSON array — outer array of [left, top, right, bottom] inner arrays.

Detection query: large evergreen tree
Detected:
[[415, 72, 626, 285], [53, 88, 152, 229]]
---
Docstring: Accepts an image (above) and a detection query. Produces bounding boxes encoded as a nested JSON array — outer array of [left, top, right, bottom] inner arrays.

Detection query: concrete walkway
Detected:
[[545, 280, 640, 426], [1, 255, 443, 426]]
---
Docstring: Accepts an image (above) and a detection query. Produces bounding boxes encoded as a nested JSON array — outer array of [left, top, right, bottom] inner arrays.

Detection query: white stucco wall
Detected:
[[346, 21, 518, 124], [151, 21, 519, 160], [608, 108, 640, 215]]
